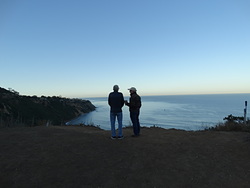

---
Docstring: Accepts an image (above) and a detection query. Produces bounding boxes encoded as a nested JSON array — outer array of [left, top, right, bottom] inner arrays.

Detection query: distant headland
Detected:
[[0, 87, 95, 127]]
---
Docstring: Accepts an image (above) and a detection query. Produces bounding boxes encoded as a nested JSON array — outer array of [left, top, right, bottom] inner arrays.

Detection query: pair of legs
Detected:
[[110, 112, 123, 137], [130, 111, 140, 136]]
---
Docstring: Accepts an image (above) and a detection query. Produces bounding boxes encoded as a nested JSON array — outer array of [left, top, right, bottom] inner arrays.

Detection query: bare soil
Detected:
[[1, 126, 250, 188]]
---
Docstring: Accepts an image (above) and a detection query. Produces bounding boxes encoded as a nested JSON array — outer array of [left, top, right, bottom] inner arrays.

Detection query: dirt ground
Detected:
[[1, 126, 250, 188]]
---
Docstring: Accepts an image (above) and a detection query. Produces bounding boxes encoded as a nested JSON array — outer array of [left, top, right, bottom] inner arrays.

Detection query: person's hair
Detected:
[[113, 85, 119, 91]]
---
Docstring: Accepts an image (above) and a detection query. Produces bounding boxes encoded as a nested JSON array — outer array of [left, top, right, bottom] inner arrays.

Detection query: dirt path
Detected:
[[1, 126, 250, 188]]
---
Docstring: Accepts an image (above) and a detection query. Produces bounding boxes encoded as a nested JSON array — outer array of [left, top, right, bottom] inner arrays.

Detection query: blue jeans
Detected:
[[110, 112, 123, 137], [130, 111, 140, 136]]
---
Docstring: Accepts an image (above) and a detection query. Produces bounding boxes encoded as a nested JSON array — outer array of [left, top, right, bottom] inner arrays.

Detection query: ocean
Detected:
[[67, 94, 250, 131]]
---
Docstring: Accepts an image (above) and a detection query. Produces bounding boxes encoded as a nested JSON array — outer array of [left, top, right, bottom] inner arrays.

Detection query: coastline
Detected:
[[73, 94, 250, 131]]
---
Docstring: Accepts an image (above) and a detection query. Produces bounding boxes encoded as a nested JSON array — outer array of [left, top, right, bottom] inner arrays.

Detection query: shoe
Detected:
[[111, 136, 116, 140], [131, 134, 139, 137], [118, 136, 124, 139]]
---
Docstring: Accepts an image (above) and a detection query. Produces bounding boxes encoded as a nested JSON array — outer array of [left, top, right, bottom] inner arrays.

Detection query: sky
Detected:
[[0, 0, 250, 98]]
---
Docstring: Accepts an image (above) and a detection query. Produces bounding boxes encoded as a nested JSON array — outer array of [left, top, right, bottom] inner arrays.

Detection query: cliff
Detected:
[[0, 87, 96, 126]]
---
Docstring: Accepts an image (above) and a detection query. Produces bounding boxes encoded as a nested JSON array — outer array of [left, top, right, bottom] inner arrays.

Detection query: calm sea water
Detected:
[[67, 94, 250, 131]]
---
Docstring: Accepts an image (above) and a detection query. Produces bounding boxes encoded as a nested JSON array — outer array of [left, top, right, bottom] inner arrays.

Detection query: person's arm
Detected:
[[108, 94, 111, 106], [121, 94, 125, 107], [124, 100, 129, 106]]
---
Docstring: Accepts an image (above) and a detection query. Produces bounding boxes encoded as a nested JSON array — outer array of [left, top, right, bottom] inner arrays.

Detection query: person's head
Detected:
[[113, 85, 119, 91], [128, 87, 137, 94]]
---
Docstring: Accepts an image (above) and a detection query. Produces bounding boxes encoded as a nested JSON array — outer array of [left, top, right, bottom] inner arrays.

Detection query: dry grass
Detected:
[[1, 126, 250, 188]]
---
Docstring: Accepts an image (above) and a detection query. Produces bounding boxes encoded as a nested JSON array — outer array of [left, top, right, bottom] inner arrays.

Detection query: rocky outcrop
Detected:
[[0, 87, 95, 126]]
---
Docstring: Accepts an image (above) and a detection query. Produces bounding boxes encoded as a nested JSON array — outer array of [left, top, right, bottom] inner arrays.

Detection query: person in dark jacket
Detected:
[[108, 85, 124, 139], [125, 87, 141, 137]]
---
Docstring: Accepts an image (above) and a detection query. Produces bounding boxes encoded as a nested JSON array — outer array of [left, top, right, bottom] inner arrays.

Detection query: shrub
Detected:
[[208, 114, 250, 132]]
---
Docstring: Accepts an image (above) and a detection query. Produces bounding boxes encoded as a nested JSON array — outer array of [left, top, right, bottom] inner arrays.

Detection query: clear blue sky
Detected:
[[1, 0, 249, 98]]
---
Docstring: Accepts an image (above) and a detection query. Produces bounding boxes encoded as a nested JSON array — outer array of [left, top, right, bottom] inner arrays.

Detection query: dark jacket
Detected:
[[108, 91, 124, 113], [127, 92, 141, 112]]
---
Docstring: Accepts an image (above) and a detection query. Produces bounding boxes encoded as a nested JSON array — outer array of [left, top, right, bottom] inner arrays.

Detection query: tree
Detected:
[[8, 88, 19, 95]]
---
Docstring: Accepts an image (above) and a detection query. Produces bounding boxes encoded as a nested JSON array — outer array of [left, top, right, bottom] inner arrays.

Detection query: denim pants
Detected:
[[110, 112, 123, 137], [130, 111, 140, 136]]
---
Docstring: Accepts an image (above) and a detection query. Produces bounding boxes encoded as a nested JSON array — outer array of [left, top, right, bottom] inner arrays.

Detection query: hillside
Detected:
[[0, 87, 95, 127]]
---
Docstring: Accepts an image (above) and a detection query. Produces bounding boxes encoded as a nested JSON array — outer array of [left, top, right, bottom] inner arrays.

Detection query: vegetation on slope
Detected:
[[208, 114, 250, 132], [0, 87, 95, 127]]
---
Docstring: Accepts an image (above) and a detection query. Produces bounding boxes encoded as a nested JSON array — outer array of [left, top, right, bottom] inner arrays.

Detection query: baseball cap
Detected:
[[128, 87, 137, 92]]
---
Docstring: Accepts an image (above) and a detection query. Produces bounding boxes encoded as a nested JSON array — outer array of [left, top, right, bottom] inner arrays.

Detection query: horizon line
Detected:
[[83, 92, 250, 99]]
